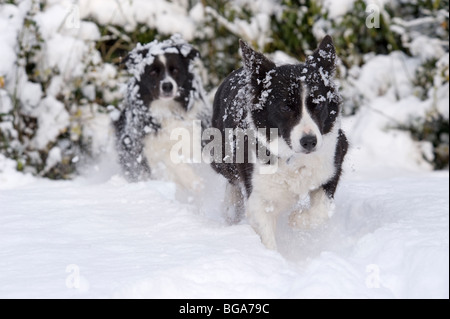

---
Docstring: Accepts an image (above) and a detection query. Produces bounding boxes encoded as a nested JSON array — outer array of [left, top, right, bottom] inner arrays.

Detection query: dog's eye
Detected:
[[150, 67, 160, 76], [280, 104, 292, 113], [170, 67, 179, 75]]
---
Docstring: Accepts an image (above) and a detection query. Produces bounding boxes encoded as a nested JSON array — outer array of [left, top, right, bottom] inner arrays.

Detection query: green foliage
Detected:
[[414, 58, 440, 100], [95, 23, 160, 65], [196, 0, 248, 89], [268, 0, 324, 60], [399, 112, 449, 169], [332, 0, 403, 67], [388, 0, 449, 20]]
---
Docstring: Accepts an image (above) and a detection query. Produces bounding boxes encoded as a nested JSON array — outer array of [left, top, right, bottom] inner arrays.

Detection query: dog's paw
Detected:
[[289, 189, 335, 229], [288, 208, 327, 229], [260, 235, 277, 250]]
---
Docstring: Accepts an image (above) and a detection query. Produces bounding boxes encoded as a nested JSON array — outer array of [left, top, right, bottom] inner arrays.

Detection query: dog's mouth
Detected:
[[292, 145, 319, 155], [160, 91, 176, 99]]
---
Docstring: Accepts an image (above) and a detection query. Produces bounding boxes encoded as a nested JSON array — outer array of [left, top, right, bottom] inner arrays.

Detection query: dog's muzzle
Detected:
[[161, 80, 175, 98], [300, 134, 317, 153]]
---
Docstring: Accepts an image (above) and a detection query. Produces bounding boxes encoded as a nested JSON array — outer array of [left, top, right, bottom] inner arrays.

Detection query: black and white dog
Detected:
[[211, 36, 348, 250], [114, 35, 210, 193]]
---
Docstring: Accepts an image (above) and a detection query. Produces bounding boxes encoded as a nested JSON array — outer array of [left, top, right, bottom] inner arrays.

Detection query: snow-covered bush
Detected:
[[0, 0, 122, 178], [328, 0, 404, 67], [0, 0, 448, 178], [337, 0, 449, 169], [388, 0, 449, 168]]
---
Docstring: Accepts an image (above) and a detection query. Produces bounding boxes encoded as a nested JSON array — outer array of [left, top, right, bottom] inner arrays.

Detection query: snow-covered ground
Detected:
[[0, 0, 448, 299], [0, 147, 448, 298]]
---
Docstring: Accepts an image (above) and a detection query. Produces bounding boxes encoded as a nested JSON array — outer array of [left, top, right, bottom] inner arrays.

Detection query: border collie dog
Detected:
[[114, 35, 209, 192], [211, 36, 348, 250]]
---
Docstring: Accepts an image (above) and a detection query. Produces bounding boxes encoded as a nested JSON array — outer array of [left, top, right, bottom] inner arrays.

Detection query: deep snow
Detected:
[[0, 151, 448, 298]]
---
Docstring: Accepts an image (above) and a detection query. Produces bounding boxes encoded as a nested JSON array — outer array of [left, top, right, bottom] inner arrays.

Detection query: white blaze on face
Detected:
[[290, 84, 323, 153], [158, 54, 178, 99]]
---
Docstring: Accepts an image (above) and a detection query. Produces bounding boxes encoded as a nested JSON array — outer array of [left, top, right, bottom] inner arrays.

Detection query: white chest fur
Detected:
[[245, 125, 340, 249], [142, 99, 204, 194], [252, 125, 339, 204]]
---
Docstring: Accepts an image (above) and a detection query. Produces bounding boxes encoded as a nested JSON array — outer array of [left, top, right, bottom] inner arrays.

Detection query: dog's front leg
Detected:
[[289, 187, 334, 229], [246, 193, 284, 250], [118, 138, 151, 182], [223, 182, 245, 224]]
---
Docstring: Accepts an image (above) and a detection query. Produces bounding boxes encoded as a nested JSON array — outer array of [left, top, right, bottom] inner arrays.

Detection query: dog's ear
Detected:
[[186, 47, 200, 61], [122, 48, 149, 70], [174, 44, 200, 61], [240, 40, 275, 81], [307, 35, 336, 73]]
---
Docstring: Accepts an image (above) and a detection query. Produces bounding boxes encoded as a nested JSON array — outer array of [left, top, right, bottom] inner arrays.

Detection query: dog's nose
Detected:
[[300, 135, 317, 152], [162, 82, 173, 93]]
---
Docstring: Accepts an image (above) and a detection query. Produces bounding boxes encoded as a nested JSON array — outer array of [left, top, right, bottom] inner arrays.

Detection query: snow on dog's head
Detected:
[[123, 34, 201, 111], [239, 36, 341, 156]]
